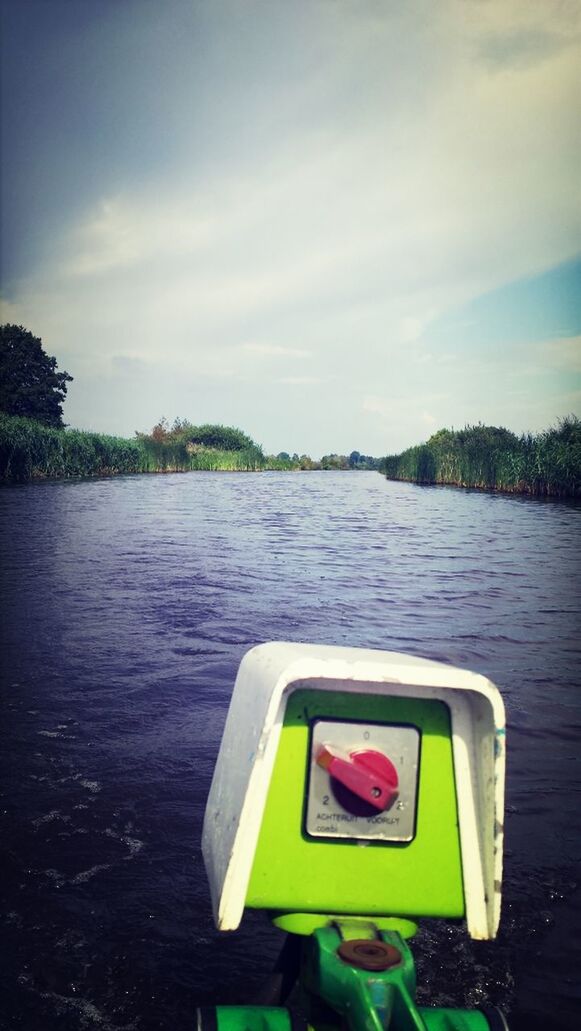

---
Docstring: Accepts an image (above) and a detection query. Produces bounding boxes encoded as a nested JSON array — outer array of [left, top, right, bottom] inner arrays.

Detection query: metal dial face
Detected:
[[305, 720, 420, 842]]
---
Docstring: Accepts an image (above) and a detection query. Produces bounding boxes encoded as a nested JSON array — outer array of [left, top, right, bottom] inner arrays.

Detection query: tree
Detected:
[[0, 325, 73, 428]]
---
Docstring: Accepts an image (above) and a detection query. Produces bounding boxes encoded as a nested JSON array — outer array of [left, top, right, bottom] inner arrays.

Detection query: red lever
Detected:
[[316, 745, 398, 812]]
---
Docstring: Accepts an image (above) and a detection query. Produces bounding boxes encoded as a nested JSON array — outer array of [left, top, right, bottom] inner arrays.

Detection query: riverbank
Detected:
[[0, 415, 268, 482], [4, 412, 580, 496], [380, 419, 581, 498], [0, 415, 382, 483]]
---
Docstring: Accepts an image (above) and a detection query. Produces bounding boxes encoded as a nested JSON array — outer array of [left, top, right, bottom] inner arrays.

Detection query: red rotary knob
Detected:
[[316, 746, 399, 815]]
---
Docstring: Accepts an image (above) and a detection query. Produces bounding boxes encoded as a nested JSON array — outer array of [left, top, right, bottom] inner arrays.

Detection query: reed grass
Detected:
[[381, 418, 581, 497], [0, 415, 266, 482]]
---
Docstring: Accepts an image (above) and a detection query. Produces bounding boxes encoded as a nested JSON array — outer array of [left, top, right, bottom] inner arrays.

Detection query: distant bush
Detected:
[[382, 418, 581, 497], [264, 453, 319, 470], [180, 422, 260, 453], [139, 418, 261, 452], [319, 452, 381, 470], [136, 418, 265, 470]]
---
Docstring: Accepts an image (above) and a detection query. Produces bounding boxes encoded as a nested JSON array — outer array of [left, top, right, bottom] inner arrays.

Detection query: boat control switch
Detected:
[[203, 641, 506, 937], [315, 745, 398, 813], [201, 643, 509, 1031], [306, 719, 421, 841]]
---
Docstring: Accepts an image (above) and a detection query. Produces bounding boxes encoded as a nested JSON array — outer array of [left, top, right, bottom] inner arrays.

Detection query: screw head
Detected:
[[337, 939, 402, 971]]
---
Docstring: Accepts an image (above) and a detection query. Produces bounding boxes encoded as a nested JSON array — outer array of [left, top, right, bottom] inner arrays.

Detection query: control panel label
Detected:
[[306, 719, 420, 842]]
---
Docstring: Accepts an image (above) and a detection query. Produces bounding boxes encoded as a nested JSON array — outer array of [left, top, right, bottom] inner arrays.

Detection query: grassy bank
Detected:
[[0, 415, 266, 482], [380, 419, 581, 498]]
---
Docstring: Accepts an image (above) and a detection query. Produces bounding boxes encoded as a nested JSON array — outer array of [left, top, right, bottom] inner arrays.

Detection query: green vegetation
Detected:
[[136, 417, 265, 472], [267, 450, 381, 471], [142, 417, 260, 454], [0, 414, 146, 481], [0, 410, 384, 483], [320, 451, 381, 471], [0, 323, 382, 482], [381, 419, 581, 498], [4, 404, 578, 498], [268, 452, 317, 470], [0, 415, 266, 483], [1, 323, 577, 496], [0, 324, 73, 428]]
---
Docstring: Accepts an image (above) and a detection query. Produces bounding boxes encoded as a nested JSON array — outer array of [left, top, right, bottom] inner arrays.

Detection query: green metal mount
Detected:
[[303, 922, 490, 1031], [197, 920, 495, 1031], [204, 1007, 295, 1031]]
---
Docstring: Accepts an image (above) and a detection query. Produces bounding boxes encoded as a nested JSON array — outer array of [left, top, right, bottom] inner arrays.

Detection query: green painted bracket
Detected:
[[198, 923, 497, 1031], [303, 923, 490, 1031], [203, 1007, 295, 1031], [271, 912, 418, 939]]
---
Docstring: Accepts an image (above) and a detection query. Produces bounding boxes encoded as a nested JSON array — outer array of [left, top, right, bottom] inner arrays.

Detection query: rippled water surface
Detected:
[[1, 472, 580, 1030]]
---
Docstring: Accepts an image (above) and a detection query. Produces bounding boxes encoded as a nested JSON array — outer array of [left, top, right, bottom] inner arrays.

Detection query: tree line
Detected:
[[5, 323, 576, 495], [0, 325, 381, 481]]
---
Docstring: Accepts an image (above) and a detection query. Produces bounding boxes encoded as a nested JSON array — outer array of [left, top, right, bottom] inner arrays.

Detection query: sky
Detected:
[[1, 0, 580, 457]]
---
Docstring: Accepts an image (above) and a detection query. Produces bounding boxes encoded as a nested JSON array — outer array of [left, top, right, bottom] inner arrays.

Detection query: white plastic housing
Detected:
[[202, 642, 506, 939]]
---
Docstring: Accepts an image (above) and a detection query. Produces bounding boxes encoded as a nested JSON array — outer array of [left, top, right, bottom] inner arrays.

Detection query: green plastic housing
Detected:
[[246, 688, 464, 921]]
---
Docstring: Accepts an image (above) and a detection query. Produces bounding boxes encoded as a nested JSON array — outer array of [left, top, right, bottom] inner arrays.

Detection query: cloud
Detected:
[[242, 343, 311, 358], [27, 0, 580, 349], [456, 0, 581, 70], [399, 317, 426, 344], [362, 396, 389, 417], [0, 298, 22, 324], [421, 410, 438, 429], [110, 355, 149, 375], [360, 392, 453, 453], [1, 0, 579, 455], [538, 335, 581, 373], [476, 27, 578, 70], [278, 376, 320, 386]]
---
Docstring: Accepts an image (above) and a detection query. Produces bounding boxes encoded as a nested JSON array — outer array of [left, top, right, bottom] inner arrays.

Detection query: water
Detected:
[[0, 471, 579, 1030]]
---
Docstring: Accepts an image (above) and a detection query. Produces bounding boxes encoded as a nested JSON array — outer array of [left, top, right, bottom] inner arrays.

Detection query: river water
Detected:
[[1, 471, 580, 1031]]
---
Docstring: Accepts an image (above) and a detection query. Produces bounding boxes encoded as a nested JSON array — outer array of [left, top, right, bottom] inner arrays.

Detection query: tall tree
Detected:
[[0, 325, 73, 428]]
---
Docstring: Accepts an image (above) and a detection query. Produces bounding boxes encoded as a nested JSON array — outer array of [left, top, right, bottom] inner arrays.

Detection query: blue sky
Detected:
[[1, 0, 579, 456]]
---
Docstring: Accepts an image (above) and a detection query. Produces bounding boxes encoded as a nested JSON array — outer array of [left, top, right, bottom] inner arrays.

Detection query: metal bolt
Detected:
[[337, 939, 402, 971]]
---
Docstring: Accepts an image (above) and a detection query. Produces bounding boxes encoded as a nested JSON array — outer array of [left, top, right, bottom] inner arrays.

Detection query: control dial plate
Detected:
[[306, 720, 420, 842]]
